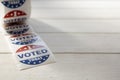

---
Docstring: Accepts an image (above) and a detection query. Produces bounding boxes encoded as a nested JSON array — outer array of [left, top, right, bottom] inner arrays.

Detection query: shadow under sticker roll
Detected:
[[0, 0, 55, 70]]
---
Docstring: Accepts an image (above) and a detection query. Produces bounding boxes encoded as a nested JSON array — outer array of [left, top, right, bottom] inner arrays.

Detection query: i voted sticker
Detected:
[[10, 34, 39, 45], [1, 0, 26, 8], [16, 45, 50, 65], [4, 10, 29, 35], [5, 24, 29, 35]]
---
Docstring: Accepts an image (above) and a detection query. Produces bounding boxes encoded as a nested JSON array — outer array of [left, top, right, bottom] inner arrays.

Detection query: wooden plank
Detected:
[[0, 33, 10, 53], [39, 33, 120, 53], [0, 54, 119, 80], [31, 8, 120, 19], [31, 1, 120, 19], [30, 19, 120, 33], [2, 33, 120, 53], [32, 1, 120, 8]]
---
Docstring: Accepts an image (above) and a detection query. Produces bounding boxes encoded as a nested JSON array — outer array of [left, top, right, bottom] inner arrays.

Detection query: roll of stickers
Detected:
[[0, 0, 31, 34], [0, 0, 31, 18], [0, 0, 55, 70]]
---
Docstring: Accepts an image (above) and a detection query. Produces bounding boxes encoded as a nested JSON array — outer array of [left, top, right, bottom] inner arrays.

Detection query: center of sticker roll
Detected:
[[16, 45, 50, 65]]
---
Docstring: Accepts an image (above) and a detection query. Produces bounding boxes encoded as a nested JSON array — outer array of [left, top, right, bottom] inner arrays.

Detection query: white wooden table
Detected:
[[0, 54, 120, 80], [0, 0, 120, 80]]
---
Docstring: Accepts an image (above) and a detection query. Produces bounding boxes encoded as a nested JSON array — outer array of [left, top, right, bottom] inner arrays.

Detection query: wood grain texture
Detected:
[[32, 1, 120, 8], [0, 0, 119, 80], [0, 54, 120, 80], [31, 1, 120, 19], [30, 19, 120, 33], [31, 8, 120, 19], [1, 0, 120, 53], [2, 33, 120, 53], [37, 33, 120, 53]]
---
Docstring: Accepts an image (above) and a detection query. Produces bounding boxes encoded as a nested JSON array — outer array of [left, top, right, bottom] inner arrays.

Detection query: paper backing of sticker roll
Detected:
[[5, 33, 55, 70]]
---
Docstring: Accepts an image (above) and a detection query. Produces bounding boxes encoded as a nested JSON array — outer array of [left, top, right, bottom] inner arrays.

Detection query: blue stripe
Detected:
[[20, 55, 49, 65], [2, 0, 26, 8]]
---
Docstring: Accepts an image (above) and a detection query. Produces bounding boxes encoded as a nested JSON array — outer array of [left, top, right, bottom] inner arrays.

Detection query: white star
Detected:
[[7, 4, 10, 7], [43, 58, 45, 61], [33, 62, 36, 64], [17, 12, 21, 15], [27, 62, 30, 64], [11, 13, 13, 16], [22, 60, 25, 62], [16, 5, 18, 7]]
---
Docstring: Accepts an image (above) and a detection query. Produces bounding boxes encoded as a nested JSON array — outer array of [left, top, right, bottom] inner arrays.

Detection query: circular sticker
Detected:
[[10, 34, 39, 45], [4, 10, 29, 35], [4, 22, 29, 35], [1, 0, 26, 8], [16, 45, 49, 65], [4, 10, 27, 19], [4, 17, 27, 23]]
